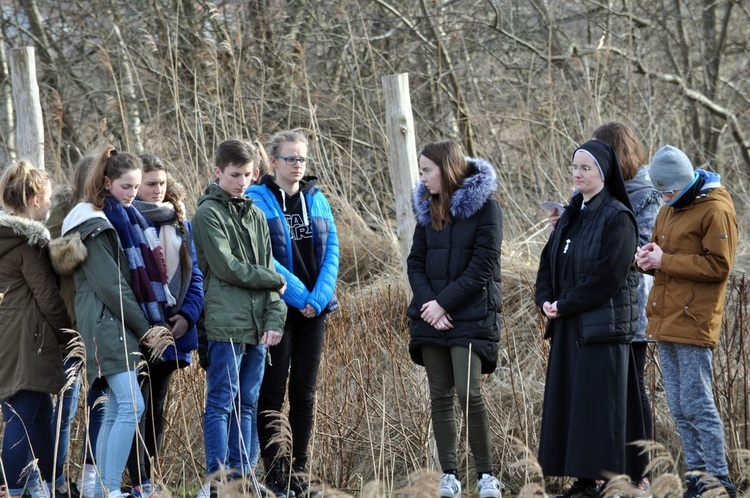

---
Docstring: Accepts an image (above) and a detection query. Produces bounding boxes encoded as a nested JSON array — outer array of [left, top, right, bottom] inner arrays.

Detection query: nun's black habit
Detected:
[[534, 140, 647, 482]]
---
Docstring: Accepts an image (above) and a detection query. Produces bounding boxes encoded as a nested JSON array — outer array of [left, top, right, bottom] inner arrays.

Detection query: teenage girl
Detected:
[[55, 146, 166, 498], [247, 130, 339, 498], [126, 154, 203, 498], [0, 161, 71, 498]]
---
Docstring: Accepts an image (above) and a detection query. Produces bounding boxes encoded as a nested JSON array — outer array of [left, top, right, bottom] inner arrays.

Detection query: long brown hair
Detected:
[[0, 160, 49, 215], [139, 153, 186, 229], [419, 140, 469, 231], [592, 122, 645, 181], [83, 145, 142, 210]]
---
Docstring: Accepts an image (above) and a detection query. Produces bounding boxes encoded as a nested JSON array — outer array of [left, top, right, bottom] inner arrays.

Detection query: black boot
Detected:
[[264, 464, 296, 498], [289, 467, 321, 498]]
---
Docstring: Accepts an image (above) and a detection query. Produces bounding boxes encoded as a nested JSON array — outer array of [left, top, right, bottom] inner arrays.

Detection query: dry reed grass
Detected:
[[4, 231, 750, 497]]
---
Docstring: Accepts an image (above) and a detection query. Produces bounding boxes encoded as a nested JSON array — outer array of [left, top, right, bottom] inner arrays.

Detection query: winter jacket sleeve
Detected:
[[272, 256, 309, 310], [435, 199, 503, 312], [176, 221, 204, 328], [22, 243, 72, 343], [261, 224, 288, 333], [307, 195, 339, 315], [660, 205, 737, 283], [407, 223, 438, 307], [193, 205, 285, 291], [81, 230, 152, 340], [635, 191, 661, 248], [535, 235, 555, 308]]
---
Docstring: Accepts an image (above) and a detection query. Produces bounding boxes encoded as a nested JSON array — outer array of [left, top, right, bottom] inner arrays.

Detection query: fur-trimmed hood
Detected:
[[0, 210, 51, 259], [49, 202, 107, 276], [412, 157, 498, 226]]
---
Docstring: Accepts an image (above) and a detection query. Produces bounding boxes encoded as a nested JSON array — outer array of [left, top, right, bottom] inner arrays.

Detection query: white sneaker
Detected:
[[477, 474, 502, 498], [80, 464, 97, 498], [195, 483, 211, 498], [439, 473, 462, 498]]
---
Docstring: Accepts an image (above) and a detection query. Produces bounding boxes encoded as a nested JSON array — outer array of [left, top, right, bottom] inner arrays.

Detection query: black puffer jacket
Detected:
[[407, 158, 503, 374]]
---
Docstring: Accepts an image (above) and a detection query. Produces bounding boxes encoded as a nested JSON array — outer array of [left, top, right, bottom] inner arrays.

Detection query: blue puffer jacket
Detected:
[[246, 176, 339, 315], [155, 220, 203, 367]]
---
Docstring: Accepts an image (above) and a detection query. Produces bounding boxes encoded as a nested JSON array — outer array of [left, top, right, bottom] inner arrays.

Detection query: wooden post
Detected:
[[382, 73, 419, 274], [9, 47, 44, 169]]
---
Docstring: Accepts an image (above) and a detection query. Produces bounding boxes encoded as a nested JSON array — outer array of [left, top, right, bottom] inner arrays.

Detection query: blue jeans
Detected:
[[2, 390, 54, 495], [85, 387, 107, 465], [97, 371, 145, 497], [52, 357, 82, 488], [204, 341, 266, 476]]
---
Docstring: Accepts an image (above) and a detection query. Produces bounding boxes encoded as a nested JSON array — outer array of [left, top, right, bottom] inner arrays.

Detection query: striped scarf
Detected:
[[104, 195, 171, 324]]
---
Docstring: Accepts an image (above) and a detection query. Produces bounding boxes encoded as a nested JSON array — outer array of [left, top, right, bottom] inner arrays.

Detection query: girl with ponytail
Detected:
[[52, 146, 166, 498], [0, 161, 71, 498]]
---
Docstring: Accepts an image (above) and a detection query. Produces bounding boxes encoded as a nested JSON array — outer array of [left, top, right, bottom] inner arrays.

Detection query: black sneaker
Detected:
[[704, 475, 737, 498], [684, 474, 701, 498], [554, 482, 600, 498], [289, 468, 321, 498], [264, 467, 296, 498]]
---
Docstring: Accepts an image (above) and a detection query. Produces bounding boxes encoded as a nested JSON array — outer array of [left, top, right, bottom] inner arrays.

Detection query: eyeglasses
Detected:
[[275, 154, 311, 166], [653, 188, 675, 196], [569, 165, 594, 174]]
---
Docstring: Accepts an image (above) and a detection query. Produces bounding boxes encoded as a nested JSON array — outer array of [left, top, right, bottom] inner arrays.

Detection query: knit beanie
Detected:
[[649, 145, 694, 191]]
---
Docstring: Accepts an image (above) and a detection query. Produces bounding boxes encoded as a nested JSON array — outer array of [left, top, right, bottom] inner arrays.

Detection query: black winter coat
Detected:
[[407, 158, 503, 374]]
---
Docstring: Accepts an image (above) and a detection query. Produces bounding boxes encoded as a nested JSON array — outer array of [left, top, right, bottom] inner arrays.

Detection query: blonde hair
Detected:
[[83, 145, 142, 210], [0, 160, 49, 215], [266, 130, 309, 176]]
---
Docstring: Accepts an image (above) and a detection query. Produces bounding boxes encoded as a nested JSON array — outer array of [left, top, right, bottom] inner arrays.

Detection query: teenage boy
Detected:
[[192, 139, 287, 495], [636, 145, 738, 498]]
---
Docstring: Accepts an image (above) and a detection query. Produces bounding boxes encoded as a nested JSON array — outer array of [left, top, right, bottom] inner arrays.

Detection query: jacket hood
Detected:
[[625, 167, 653, 195], [198, 181, 254, 206], [697, 169, 722, 191], [61, 202, 107, 236], [51, 185, 75, 210], [0, 211, 50, 258], [412, 157, 498, 226]]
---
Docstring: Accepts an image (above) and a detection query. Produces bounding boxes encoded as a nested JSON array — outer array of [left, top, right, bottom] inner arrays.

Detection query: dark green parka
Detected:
[[0, 212, 70, 401], [51, 203, 151, 387]]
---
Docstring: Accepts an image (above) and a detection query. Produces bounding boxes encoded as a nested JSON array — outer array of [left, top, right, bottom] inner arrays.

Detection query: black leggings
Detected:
[[258, 311, 327, 471], [126, 360, 177, 486]]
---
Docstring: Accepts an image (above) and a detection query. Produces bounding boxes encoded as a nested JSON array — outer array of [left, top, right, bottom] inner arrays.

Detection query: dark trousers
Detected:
[[632, 341, 653, 440], [2, 390, 54, 493], [258, 311, 326, 471], [421, 345, 493, 474], [126, 361, 177, 486]]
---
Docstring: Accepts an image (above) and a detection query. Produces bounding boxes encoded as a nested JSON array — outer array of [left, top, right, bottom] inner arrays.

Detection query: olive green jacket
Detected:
[[0, 212, 69, 401], [52, 203, 152, 386], [192, 182, 286, 344]]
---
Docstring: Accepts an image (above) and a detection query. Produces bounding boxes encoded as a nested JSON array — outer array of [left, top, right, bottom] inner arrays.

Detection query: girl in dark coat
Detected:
[[406, 140, 503, 498], [127, 154, 203, 498], [0, 161, 71, 498], [535, 140, 646, 497]]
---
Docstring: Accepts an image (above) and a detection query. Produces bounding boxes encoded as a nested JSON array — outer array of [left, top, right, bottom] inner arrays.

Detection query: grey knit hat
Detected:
[[649, 145, 694, 191]]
